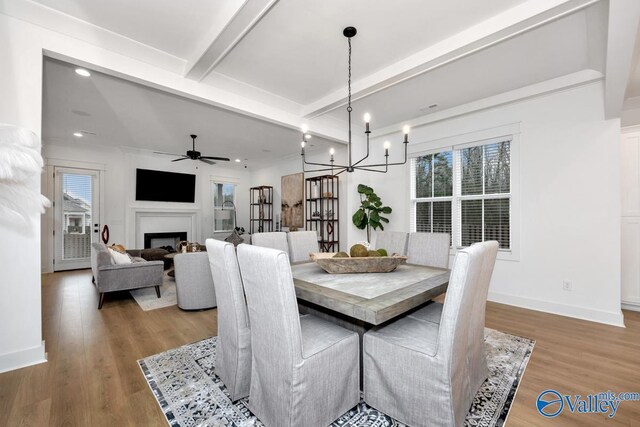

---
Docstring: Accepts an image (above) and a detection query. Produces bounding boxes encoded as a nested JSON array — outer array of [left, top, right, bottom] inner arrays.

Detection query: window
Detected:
[[411, 138, 512, 250], [412, 151, 453, 244], [213, 182, 236, 232]]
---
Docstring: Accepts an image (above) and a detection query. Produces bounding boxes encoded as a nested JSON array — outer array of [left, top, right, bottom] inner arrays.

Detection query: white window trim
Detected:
[[408, 125, 520, 262], [212, 181, 237, 233]]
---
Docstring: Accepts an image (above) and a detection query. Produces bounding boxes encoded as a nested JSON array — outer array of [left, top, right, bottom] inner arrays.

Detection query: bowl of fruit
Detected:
[[310, 244, 407, 274]]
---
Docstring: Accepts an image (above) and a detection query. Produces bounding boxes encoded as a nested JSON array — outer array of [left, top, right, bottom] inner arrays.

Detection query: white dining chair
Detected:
[[408, 241, 499, 396], [236, 244, 360, 427], [287, 230, 319, 262], [205, 238, 252, 401], [406, 232, 450, 268], [363, 243, 488, 427], [251, 231, 289, 254], [371, 231, 408, 255]]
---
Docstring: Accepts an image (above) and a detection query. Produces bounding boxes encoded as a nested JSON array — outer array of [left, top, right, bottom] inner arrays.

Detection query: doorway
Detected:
[[53, 167, 101, 271]]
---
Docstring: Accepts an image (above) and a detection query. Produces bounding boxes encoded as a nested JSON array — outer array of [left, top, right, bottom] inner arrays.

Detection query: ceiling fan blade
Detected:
[[171, 157, 189, 162], [199, 158, 216, 165], [154, 151, 184, 157], [200, 156, 230, 161]]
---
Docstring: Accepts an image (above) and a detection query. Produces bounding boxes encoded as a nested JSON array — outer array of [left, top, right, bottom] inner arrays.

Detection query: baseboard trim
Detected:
[[488, 291, 626, 328], [622, 302, 640, 312], [0, 341, 47, 374]]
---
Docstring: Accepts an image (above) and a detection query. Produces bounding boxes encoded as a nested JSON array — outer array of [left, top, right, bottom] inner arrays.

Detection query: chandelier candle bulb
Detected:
[[403, 125, 410, 143], [301, 124, 309, 134], [364, 113, 371, 133]]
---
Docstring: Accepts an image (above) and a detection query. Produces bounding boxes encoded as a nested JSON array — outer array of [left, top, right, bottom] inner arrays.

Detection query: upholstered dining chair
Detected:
[[371, 231, 408, 255], [250, 231, 289, 254], [406, 232, 450, 268], [287, 230, 319, 263], [363, 243, 488, 427], [174, 252, 217, 310], [205, 238, 252, 401], [236, 244, 360, 427], [408, 241, 499, 395]]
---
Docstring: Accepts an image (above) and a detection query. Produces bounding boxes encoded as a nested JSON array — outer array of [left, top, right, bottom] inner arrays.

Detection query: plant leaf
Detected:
[[380, 217, 389, 223], [352, 209, 367, 229], [381, 206, 392, 214]]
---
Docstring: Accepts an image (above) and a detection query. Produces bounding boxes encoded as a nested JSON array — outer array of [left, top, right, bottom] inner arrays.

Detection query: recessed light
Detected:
[[235, 158, 241, 162], [73, 132, 83, 137], [75, 68, 91, 77]]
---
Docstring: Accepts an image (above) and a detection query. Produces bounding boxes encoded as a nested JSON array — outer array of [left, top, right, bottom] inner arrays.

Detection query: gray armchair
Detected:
[[174, 252, 217, 310], [91, 243, 163, 309], [237, 244, 360, 427], [205, 238, 251, 401], [363, 243, 488, 427]]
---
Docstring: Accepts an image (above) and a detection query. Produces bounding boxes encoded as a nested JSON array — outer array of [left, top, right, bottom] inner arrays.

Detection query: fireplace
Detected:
[[144, 232, 187, 249]]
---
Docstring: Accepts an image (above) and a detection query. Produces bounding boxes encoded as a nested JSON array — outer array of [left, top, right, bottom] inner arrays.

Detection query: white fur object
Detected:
[[0, 124, 51, 224]]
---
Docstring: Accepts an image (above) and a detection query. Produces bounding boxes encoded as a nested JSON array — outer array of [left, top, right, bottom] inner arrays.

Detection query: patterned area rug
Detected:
[[139, 328, 534, 426], [130, 273, 177, 311]]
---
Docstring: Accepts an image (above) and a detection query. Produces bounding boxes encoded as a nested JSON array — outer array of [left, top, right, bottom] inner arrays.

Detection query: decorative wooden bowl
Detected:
[[310, 253, 408, 274]]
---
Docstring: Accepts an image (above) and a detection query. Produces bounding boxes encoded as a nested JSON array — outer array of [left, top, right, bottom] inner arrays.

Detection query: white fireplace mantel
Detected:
[[130, 208, 200, 248]]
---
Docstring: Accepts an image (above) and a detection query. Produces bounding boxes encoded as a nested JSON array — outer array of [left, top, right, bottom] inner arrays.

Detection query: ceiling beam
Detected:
[[302, 0, 599, 120], [604, 0, 640, 119], [184, 0, 279, 81]]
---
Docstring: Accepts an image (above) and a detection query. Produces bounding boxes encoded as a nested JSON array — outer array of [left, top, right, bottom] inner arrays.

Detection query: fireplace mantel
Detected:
[[131, 208, 199, 249]]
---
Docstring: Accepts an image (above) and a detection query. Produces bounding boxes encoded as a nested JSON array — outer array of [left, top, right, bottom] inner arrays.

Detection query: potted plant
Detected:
[[352, 184, 392, 243]]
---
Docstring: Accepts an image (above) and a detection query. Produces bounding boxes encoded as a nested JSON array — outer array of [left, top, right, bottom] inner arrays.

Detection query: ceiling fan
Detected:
[[154, 134, 230, 165]]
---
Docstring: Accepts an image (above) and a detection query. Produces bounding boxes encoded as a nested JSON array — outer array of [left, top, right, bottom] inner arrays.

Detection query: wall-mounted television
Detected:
[[135, 168, 196, 203]]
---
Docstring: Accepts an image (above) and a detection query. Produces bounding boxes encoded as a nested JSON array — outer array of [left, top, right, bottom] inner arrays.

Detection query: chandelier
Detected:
[[300, 26, 410, 175]]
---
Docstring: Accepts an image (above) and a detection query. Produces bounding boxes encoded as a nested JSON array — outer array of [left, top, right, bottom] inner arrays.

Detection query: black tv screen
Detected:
[[136, 168, 196, 203]]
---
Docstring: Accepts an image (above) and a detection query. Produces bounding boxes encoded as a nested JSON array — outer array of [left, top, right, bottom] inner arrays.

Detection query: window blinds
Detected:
[[410, 138, 511, 250]]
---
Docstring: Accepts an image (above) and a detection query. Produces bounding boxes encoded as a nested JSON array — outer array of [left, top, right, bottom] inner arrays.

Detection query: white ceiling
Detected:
[[327, 10, 592, 129], [42, 59, 334, 168], [22, 0, 633, 156], [31, 0, 233, 59], [211, 0, 526, 105]]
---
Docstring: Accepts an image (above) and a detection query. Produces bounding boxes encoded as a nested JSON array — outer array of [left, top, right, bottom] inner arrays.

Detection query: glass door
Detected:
[[54, 167, 100, 271]]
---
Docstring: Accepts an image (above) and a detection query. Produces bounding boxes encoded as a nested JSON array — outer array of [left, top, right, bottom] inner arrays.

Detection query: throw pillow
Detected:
[[108, 247, 133, 265], [224, 230, 244, 247], [110, 244, 127, 254]]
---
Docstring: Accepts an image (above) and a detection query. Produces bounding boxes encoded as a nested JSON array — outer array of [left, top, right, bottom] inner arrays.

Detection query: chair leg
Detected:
[[155, 285, 161, 298], [98, 292, 105, 309]]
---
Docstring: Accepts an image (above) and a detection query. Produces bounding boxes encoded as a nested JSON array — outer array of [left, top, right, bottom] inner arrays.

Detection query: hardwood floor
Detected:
[[1, 269, 639, 426]]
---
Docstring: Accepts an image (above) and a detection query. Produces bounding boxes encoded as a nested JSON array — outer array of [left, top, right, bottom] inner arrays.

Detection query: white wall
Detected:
[[351, 82, 624, 326], [620, 128, 640, 311], [41, 141, 251, 272], [0, 14, 47, 372]]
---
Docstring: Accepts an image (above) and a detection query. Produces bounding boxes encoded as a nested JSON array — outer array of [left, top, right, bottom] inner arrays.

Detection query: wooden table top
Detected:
[[291, 262, 450, 325]]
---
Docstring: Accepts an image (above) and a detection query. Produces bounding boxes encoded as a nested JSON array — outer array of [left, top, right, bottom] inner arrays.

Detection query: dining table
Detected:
[[291, 261, 451, 327]]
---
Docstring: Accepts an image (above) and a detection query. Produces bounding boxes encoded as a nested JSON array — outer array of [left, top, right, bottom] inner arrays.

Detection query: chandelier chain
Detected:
[[347, 37, 352, 113]]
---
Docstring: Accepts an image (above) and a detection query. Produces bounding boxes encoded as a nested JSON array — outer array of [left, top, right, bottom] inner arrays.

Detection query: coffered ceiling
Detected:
[[4, 0, 639, 157]]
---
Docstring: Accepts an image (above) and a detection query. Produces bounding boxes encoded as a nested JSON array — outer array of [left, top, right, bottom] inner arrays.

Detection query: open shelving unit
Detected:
[[305, 175, 339, 252], [249, 186, 273, 234]]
